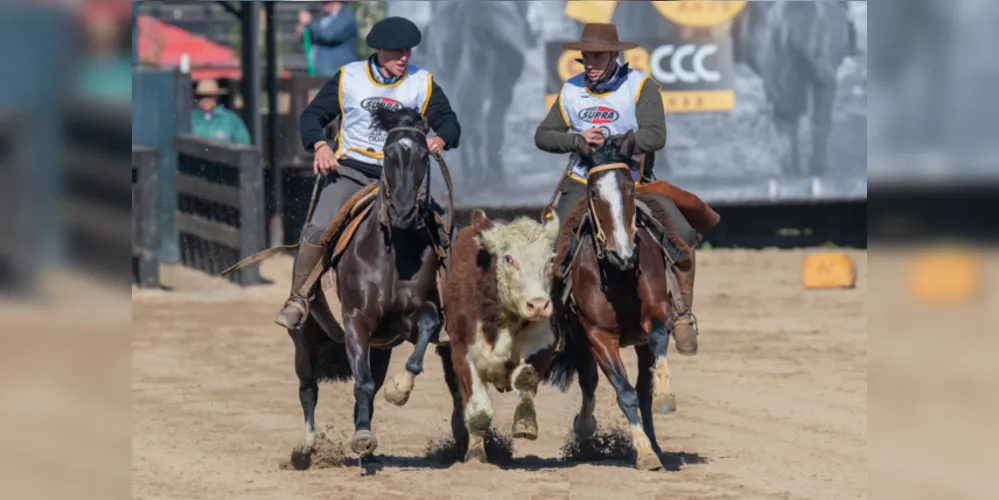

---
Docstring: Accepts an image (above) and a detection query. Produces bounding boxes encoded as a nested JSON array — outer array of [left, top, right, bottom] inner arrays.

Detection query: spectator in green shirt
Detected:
[[190, 79, 251, 145]]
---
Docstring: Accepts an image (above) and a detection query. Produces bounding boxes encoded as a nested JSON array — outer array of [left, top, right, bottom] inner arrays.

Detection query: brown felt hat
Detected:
[[561, 23, 637, 52]]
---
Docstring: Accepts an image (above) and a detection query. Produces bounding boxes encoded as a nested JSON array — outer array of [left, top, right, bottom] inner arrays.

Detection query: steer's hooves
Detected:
[[383, 382, 411, 406], [654, 393, 677, 414], [512, 420, 538, 441], [466, 412, 492, 435], [464, 446, 488, 464], [636, 452, 665, 471], [350, 430, 378, 456]]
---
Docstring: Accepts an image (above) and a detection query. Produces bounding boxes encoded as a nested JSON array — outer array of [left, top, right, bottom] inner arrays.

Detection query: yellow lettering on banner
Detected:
[[557, 50, 583, 83], [622, 47, 650, 76], [661, 90, 735, 113], [565, 1, 746, 28], [564, 0, 617, 24], [558, 48, 651, 82], [545, 90, 734, 113]]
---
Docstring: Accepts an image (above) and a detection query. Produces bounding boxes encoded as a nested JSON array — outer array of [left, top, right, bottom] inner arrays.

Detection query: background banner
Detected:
[[386, 0, 868, 207]]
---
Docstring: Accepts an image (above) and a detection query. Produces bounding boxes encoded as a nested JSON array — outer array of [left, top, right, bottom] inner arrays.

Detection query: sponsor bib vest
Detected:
[[558, 68, 649, 181], [335, 61, 433, 166]]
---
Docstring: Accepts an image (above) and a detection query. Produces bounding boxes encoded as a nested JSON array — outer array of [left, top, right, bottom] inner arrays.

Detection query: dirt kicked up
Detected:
[[133, 248, 866, 500]]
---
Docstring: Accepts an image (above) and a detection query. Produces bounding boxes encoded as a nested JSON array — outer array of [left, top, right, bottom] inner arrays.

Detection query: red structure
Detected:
[[136, 14, 241, 81]]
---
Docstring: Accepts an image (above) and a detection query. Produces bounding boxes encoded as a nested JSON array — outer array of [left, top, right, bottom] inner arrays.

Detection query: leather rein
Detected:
[[382, 125, 455, 239]]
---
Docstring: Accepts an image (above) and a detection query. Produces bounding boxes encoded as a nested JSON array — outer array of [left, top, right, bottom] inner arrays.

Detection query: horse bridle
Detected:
[[379, 125, 455, 235], [585, 162, 637, 260]]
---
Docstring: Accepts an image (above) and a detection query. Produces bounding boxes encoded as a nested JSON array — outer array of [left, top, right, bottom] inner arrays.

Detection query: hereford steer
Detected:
[[443, 209, 560, 463]]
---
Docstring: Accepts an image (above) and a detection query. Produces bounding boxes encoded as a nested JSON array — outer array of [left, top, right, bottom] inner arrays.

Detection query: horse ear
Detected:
[[619, 130, 636, 158]]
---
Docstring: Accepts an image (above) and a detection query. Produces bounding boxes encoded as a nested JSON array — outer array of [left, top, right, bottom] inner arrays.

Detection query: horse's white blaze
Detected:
[[396, 137, 415, 150], [596, 173, 633, 260]]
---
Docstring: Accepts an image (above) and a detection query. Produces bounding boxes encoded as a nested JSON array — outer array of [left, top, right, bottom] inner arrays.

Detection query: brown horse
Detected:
[[290, 106, 447, 460], [545, 134, 685, 471]]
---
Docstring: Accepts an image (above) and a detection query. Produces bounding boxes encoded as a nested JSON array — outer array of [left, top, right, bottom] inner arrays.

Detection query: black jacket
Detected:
[[299, 68, 462, 153]]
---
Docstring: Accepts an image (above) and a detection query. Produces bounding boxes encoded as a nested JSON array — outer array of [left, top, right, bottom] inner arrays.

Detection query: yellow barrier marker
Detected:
[[802, 252, 856, 289], [908, 248, 981, 304]]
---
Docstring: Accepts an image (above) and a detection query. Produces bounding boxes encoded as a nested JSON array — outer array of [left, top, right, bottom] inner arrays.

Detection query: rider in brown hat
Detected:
[[535, 23, 700, 355]]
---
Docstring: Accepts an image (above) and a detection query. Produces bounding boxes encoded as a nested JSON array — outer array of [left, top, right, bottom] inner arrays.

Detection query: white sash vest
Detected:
[[335, 61, 433, 166], [558, 68, 650, 182]]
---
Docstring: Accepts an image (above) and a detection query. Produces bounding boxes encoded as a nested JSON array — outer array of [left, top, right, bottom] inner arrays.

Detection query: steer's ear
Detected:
[[471, 209, 493, 232]]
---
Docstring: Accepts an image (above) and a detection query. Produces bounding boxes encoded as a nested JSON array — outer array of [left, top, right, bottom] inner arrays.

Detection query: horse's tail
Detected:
[[543, 283, 584, 392], [303, 322, 353, 382]]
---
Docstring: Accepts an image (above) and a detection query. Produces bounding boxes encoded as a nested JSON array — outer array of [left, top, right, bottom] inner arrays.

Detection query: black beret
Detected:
[[365, 16, 422, 50]]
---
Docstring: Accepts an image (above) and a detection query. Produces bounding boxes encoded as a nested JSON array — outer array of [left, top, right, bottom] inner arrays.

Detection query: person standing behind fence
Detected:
[[190, 79, 251, 145], [296, 1, 358, 77]]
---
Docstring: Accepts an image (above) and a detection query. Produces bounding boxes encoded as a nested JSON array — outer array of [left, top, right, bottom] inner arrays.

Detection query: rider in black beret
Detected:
[[278, 16, 461, 335], [365, 16, 422, 50]]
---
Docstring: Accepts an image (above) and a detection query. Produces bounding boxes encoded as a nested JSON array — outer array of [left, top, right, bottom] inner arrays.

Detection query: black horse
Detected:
[[289, 106, 446, 462]]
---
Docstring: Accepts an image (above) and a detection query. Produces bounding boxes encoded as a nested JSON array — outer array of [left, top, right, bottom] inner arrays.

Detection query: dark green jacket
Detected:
[[191, 104, 251, 145]]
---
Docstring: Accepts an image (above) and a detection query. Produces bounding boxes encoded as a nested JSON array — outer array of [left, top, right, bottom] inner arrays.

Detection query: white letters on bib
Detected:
[[558, 69, 650, 182], [335, 61, 432, 166]]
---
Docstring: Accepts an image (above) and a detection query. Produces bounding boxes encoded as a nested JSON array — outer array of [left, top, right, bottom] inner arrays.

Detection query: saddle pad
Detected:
[[331, 201, 376, 263], [636, 180, 720, 234]]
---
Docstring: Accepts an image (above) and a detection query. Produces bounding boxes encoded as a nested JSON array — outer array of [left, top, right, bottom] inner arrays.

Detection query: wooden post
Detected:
[[132, 147, 160, 288], [238, 149, 265, 285], [265, 0, 284, 247]]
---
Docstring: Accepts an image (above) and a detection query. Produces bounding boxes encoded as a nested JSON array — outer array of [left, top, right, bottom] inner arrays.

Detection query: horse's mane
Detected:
[[369, 106, 427, 134], [579, 135, 637, 171]]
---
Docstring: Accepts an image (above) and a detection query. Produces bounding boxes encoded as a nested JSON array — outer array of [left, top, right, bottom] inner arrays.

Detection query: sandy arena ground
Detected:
[[132, 248, 867, 500]]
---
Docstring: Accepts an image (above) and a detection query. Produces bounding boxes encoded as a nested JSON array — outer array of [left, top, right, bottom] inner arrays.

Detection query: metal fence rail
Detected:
[[132, 147, 160, 288], [174, 133, 265, 286]]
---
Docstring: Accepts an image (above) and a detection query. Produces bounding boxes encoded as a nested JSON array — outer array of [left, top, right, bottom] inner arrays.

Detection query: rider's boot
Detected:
[[274, 225, 325, 330], [671, 250, 699, 356]]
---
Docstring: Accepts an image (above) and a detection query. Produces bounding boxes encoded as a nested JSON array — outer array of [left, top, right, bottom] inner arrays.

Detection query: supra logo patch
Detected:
[[578, 106, 619, 124], [360, 96, 404, 112]]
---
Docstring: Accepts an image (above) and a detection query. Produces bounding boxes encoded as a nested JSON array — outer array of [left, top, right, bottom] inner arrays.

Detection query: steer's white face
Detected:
[[479, 215, 560, 321]]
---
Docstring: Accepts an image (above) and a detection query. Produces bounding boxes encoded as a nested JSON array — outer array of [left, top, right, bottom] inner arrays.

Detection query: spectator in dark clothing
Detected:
[[296, 1, 358, 77]]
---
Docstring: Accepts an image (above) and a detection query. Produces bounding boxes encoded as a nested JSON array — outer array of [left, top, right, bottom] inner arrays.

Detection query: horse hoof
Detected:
[[464, 446, 488, 464], [654, 393, 677, 414], [289, 444, 313, 470], [350, 430, 378, 456], [636, 452, 665, 471], [383, 381, 411, 406], [573, 414, 597, 439]]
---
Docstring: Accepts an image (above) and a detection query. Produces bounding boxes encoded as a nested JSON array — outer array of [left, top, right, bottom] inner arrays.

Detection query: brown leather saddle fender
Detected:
[[636, 180, 721, 234]]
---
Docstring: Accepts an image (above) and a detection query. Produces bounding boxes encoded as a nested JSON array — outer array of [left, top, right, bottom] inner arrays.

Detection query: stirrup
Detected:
[[274, 296, 309, 330], [670, 309, 699, 337]]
